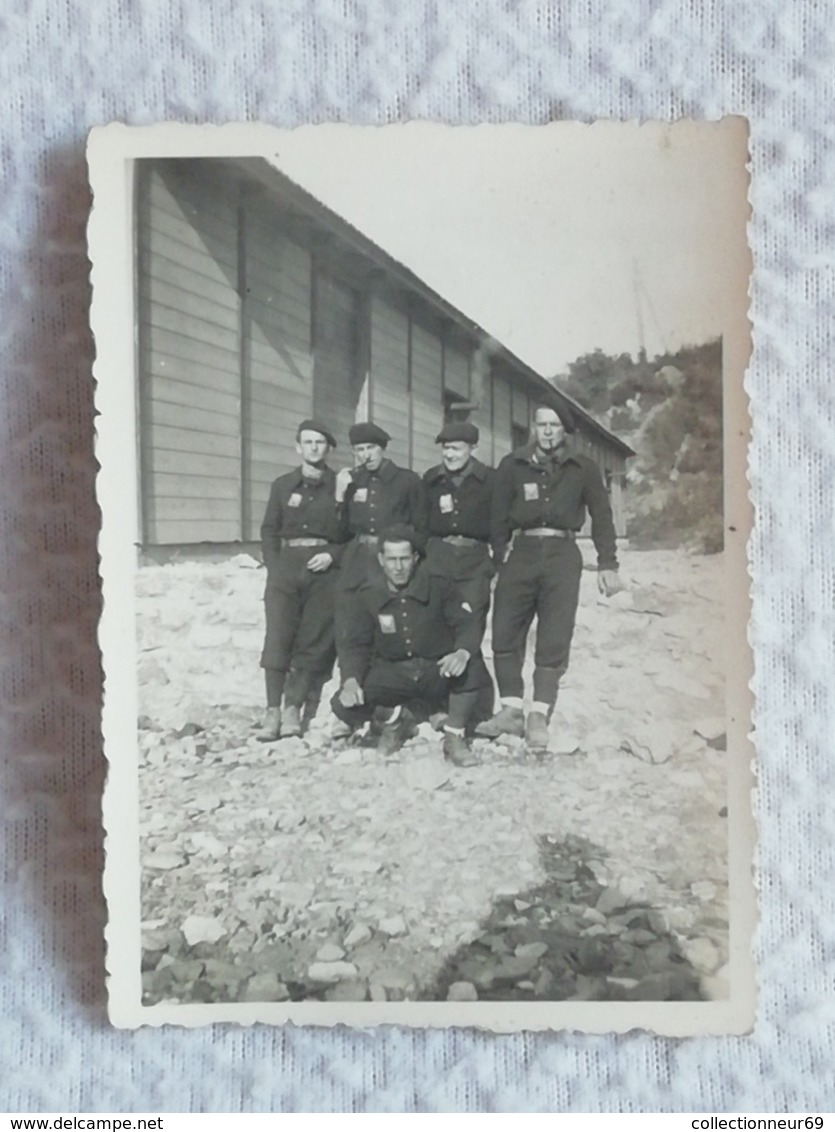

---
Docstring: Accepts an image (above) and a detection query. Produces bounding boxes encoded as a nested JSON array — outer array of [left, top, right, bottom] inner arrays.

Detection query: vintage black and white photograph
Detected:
[[91, 121, 755, 1031]]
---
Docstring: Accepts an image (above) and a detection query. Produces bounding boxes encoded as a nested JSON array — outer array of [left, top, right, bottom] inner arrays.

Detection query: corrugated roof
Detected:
[[229, 156, 635, 459]]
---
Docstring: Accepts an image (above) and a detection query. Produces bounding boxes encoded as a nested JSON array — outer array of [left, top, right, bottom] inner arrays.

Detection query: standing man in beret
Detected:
[[332, 421, 427, 736], [424, 420, 496, 636], [477, 403, 622, 751], [332, 525, 489, 765], [258, 420, 345, 741], [423, 420, 497, 723]]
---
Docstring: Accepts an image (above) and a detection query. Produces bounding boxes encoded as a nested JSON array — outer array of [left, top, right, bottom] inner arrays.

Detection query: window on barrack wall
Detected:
[[443, 389, 471, 423], [512, 423, 529, 450]]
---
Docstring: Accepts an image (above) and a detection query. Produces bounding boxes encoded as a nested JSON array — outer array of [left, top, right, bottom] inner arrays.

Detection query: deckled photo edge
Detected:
[[88, 119, 756, 1033]]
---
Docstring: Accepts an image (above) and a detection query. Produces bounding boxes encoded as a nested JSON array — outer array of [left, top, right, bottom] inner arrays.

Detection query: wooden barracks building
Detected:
[[134, 157, 633, 550]]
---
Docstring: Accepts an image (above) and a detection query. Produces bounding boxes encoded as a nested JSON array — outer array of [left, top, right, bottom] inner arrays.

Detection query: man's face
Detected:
[[296, 430, 331, 465], [441, 440, 475, 473], [533, 408, 566, 454], [352, 442, 385, 471], [378, 540, 417, 589]]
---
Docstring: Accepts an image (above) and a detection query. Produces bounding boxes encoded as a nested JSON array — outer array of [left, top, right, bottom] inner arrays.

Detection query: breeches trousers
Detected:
[[491, 536, 583, 705]]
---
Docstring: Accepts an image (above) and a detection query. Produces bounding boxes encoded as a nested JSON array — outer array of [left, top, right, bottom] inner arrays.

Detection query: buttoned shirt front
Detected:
[[491, 443, 618, 570], [339, 561, 482, 682], [424, 458, 495, 541], [344, 458, 427, 537], [339, 458, 428, 590], [261, 466, 344, 575]]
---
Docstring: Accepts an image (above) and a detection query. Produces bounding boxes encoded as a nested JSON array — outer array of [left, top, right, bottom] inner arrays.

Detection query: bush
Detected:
[[554, 340, 723, 553]]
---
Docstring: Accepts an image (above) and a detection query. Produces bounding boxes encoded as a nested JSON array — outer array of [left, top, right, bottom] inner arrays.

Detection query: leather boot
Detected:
[[256, 706, 281, 742], [525, 710, 550, 751], [474, 704, 525, 738], [280, 705, 302, 737], [377, 708, 417, 756], [443, 730, 479, 767], [301, 692, 321, 733]]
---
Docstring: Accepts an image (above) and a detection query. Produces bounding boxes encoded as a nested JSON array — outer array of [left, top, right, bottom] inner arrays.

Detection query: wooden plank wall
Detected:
[[443, 339, 469, 399], [137, 163, 242, 545], [369, 296, 410, 467], [410, 319, 444, 472], [313, 273, 361, 453], [511, 385, 531, 430], [242, 194, 313, 540], [137, 159, 629, 547], [492, 376, 513, 463], [469, 358, 494, 466]]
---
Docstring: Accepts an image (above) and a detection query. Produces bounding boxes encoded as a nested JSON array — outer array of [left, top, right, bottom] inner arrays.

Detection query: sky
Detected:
[[263, 120, 750, 376]]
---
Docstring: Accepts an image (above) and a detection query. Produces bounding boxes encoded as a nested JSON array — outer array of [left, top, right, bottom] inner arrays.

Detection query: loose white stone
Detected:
[[681, 936, 720, 974], [315, 942, 346, 963], [582, 907, 607, 925], [307, 960, 359, 984], [189, 832, 228, 858], [334, 748, 362, 766], [181, 914, 227, 947], [690, 880, 718, 902], [344, 923, 373, 949], [515, 942, 548, 961], [378, 915, 408, 937], [145, 850, 187, 872], [241, 972, 289, 1002], [447, 981, 478, 1001], [402, 757, 451, 791], [552, 733, 582, 756]]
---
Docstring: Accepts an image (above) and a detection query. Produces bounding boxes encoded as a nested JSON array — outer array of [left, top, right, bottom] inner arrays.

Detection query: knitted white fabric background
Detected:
[[2, 0, 834, 1113]]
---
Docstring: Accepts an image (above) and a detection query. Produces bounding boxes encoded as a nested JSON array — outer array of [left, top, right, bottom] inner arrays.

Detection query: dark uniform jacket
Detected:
[[261, 466, 345, 583], [491, 443, 618, 570], [339, 561, 482, 683], [339, 458, 428, 590], [423, 457, 497, 579]]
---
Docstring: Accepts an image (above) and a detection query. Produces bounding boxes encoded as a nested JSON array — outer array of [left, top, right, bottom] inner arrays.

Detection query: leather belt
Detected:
[[282, 537, 328, 547], [520, 527, 575, 540], [440, 534, 486, 547], [356, 533, 380, 545]]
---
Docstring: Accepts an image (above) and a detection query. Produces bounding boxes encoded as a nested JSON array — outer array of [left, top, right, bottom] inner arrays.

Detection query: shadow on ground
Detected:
[[141, 829, 708, 1006], [418, 832, 705, 1002]]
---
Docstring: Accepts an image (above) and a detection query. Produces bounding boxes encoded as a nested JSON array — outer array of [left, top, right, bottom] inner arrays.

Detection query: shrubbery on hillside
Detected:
[[555, 339, 723, 552]]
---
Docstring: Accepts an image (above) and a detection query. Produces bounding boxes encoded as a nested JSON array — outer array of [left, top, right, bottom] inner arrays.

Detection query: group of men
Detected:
[[258, 403, 621, 766]]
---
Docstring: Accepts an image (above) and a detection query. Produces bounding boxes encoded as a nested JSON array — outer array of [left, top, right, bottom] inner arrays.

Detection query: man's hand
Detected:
[[597, 569, 624, 598], [437, 649, 470, 678], [335, 467, 354, 502], [338, 677, 364, 707], [307, 552, 333, 573]]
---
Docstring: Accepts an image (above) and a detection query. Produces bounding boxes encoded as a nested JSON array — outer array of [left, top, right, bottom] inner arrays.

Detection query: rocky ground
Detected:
[[136, 547, 729, 1006]]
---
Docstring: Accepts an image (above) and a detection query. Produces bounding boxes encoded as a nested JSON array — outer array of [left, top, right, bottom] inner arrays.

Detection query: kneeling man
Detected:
[[332, 525, 489, 766]]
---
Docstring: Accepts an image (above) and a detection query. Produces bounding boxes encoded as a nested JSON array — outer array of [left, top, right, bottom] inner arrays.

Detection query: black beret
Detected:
[[296, 419, 337, 447], [435, 420, 479, 444], [532, 401, 576, 434], [349, 422, 391, 447], [377, 524, 425, 555]]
